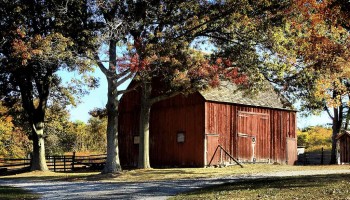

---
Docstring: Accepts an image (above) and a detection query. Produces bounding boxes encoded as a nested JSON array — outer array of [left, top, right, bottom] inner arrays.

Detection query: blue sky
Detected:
[[65, 67, 130, 122], [67, 68, 108, 122]]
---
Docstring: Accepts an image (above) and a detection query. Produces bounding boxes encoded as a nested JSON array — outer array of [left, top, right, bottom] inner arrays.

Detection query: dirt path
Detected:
[[1, 169, 350, 200]]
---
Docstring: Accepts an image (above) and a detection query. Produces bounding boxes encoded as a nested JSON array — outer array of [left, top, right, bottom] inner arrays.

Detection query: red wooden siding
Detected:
[[204, 101, 297, 165], [150, 93, 205, 167], [338, 134, 350, 163], [237, 111, 270, 162], [204, 103, 234, 165], [118, 89, 140, 167], [206, 134, 219, 165], [119, 92, 205, 167], [286, 138, 297, 165], [119, 88, 297, 167]]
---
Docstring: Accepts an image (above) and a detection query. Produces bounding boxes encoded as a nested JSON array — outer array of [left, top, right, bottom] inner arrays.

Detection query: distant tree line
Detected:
[[297, 126, 332, 153], [0, 101, 106, 158]]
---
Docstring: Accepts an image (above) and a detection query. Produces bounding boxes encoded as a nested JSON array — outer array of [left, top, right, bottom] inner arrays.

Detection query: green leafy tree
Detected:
[[0, 0, 97, 170], [83, 0, 290, 171], [269, 0, 350, 163], [85, 116, 107, 153], [44, 102, 75, 155], [71, 121, 88, 152], [87, 1, 141, 173], [120, 0, 291, 169], [46, 104, 106, 155]]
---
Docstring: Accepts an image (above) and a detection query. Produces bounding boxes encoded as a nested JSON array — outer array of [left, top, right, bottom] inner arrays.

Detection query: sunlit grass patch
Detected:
[[1, 165, 349, 183], [0, 170, 99, 182], [98, 164, 350, 182], [171, 173, 350, 200]]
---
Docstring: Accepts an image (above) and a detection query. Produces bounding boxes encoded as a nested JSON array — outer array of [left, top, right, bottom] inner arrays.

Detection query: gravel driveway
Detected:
[[1, 169, 350, 200]]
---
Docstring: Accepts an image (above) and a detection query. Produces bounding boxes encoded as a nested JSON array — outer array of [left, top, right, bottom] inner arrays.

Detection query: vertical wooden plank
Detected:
[[206, 134, 219, 165], [286, 138, 297, 165]]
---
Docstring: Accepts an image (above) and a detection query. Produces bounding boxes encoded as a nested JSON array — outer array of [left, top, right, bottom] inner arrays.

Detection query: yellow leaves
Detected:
[[314, 73, 350, 108], [0, 103, 30, 158], [333, 57, 350, 76], [31, 49, 43, 55], [156, 31, 163, 38], [172, 69, 190, 87], [299, 126, 332, 152], [0, 103, 14, 139], [34, 34, 42, 41], [16, 28, 26, 38], [310, 13, 323, 26], [14, 6, 22, 13], [170, 57, 181, 66]]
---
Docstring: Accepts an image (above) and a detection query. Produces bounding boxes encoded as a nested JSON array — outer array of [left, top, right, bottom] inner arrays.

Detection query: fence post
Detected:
[[321, 147, 324, 165], [71, 152, 75, 171], [30, 153, 33, 169], [53, 156, 56, 172], [64, 156, 66, 172]]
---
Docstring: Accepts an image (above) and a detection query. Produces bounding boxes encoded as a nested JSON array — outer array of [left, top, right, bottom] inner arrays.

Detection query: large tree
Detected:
[[265, 0, 350, 164], [88, 1, 133, 174], [0, 0, 96, 170], [112, 0, 291, 169], [296, 0, 350, 164]]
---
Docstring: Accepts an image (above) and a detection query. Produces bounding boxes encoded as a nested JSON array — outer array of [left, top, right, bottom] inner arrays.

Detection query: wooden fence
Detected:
[[0, 153, 107, 173], [297, 148, 331, 165]]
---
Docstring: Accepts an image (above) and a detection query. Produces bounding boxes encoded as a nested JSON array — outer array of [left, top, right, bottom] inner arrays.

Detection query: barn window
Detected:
[[134, 136, 140, 144], [177, 132, 185, 143]]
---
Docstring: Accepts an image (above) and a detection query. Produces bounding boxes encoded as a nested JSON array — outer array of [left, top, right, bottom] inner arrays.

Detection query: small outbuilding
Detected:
[[118, 81, 297, 168], [336, 130, 350, 164]]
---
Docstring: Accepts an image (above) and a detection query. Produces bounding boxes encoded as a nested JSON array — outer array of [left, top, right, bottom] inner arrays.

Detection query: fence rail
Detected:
[[297, 148, 331, 165], [0, 153, 107, 173]]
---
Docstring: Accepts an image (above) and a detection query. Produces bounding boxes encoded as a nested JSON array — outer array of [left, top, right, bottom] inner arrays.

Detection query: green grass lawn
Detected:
[[1, 165, 350, 182], [0, 185, 39, 200], [171, 173, 350, 200]]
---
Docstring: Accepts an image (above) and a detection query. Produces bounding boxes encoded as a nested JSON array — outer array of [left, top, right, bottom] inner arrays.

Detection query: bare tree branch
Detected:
[[116, 72, 134, 87], [325, 106, 334, 120], [150, 91, 181, 105], [94, 54, 109, 76], [116, 69, 131, 79], [117, 83, 139, 96]]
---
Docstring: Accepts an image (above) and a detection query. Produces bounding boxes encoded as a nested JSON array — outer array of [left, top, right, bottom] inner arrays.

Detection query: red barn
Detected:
[[118, 81, 297, 168]]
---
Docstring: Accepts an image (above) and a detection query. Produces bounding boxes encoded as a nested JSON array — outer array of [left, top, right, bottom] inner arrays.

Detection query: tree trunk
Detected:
[[30, 122, 48, 171], [102, 98, 122, 173], [330, 106, 342, 164], [138, 83, 152, 169], [344, 107, 350, 130], [102, 39, 122, 174]]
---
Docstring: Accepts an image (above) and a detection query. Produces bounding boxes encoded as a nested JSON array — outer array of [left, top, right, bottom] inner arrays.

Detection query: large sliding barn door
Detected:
[[237, 111, 270, 162]]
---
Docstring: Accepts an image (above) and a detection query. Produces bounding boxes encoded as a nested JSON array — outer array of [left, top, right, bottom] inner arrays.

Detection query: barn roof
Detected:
[[336, 130, 350, 140], [199, 81, 294, 110]]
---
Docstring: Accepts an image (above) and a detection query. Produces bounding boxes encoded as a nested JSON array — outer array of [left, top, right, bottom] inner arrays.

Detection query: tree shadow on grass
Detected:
[[184, 174, 350, 199]]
